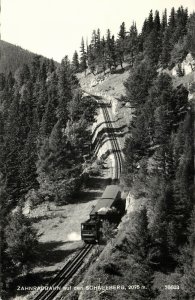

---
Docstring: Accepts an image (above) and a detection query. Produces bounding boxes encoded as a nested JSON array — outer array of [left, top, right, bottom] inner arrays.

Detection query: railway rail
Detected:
[[100, 102, 123, 180], [33, 92, 122, 300], [84, 90, 123, 180], [33, 244, 93, 300]]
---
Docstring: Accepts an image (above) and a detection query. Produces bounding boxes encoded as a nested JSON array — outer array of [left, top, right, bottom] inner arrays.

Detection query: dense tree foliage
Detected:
[[66, 6, 194, 300], [0, 55, 97, 205], [73, 6, 193, 75], [0, 51, 98, 297], [123, 10, 194, 296]]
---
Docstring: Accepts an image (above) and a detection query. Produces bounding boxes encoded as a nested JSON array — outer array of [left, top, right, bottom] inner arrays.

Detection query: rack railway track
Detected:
[[84, 90, 123, 180], [33, 244, 93, 300], [100, 101, 123, 180], [33, 92, 122, 300]]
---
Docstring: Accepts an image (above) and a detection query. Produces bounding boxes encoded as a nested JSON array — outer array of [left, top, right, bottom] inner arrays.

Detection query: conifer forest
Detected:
[[0, 6, 194, 300]]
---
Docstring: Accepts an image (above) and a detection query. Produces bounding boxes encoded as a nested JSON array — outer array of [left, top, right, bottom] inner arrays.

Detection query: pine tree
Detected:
[[50, 120, 78, 174], [1, 72, 15, 121], [141, 10, 154, 40], [118, 22, 126, 40], [0, 73, 6, 91], [38, 120, 78, 203], [172, 112, 193, 247], [47, 71, 58, 110], [57, 60, 72, 126], [88, 28, 102, 72], [116, 210, 156, 299], [19, 111, 39, 193], [5, 209, 38, 271], [144, 29, 161, 64], [36, 137, 54, 200], [0, 112, 5, 173], [126, 22, 138, 66], [19, 80, 34, 138], [95, 28, 102, 70], [31, 55, 41, 82], [0, 177, 14, 298], [129, 262, 155, 300], [148, 10, 154, 32], [14, 64, 30, 87], [160, 8, 178, 68], [105, 29, 113, 71], [148, 74, 174, 145], [169, 7, 176, 30], [149, 178, 173, 267], [154, 105, 172, 145], [87, 44, 96, 74], [143, 10, 162, 65], [47, 58, 56, 74], [160, 27, 173, 68], [4, 94, 22, 201], [179, 207, 195, 299], [36, 80, 48, 123], [124, 59, 157, 109], [117, 22, 126, 68], [39, 60, 47, 82], [80, 37, 87, 75], [130, 208, 151, 260], [154, 10, 161, 32], [141, 18, 149, 38], [172, 6, 188, 44], [161, 9, 167, 32], [61, 55, 71, 76], [99, 36, 107, 73], [187, 12, 195, 58], [40, 95, 57, 137], [110, 35, 117, 70], [72, 51, 80, 73]]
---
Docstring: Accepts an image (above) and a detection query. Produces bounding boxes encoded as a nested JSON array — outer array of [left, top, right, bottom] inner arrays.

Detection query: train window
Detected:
[[82, 224, 95, 230]]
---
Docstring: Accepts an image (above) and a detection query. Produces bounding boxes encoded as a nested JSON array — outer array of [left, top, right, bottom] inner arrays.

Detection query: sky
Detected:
[[1, 0, 195, 62]]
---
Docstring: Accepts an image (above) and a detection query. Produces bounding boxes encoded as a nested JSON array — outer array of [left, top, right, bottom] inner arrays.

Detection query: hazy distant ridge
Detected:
[[0, 40, 58, 75]]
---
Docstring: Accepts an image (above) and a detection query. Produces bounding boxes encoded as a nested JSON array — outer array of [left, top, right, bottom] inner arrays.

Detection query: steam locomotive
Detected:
[[81, 185, 125, 243]]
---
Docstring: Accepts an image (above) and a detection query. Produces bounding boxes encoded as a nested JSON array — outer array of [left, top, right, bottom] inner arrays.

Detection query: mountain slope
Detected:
[[0, 40, 58, 75], [0, 40, 38, 74]]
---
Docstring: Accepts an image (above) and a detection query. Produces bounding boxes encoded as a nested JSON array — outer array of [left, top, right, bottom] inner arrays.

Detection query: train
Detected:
[[81, 185, 125, 243]]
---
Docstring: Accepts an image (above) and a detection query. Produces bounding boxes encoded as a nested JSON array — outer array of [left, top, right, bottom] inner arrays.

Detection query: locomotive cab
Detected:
[[81, 219, 100, 243]]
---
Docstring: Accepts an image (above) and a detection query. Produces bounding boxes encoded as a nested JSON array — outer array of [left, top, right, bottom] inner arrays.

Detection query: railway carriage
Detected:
[[81, 185, 124, 243]]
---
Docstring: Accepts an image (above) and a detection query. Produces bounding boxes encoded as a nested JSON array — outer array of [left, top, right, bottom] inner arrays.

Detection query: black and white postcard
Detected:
[[0, 0, 194, 299]]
